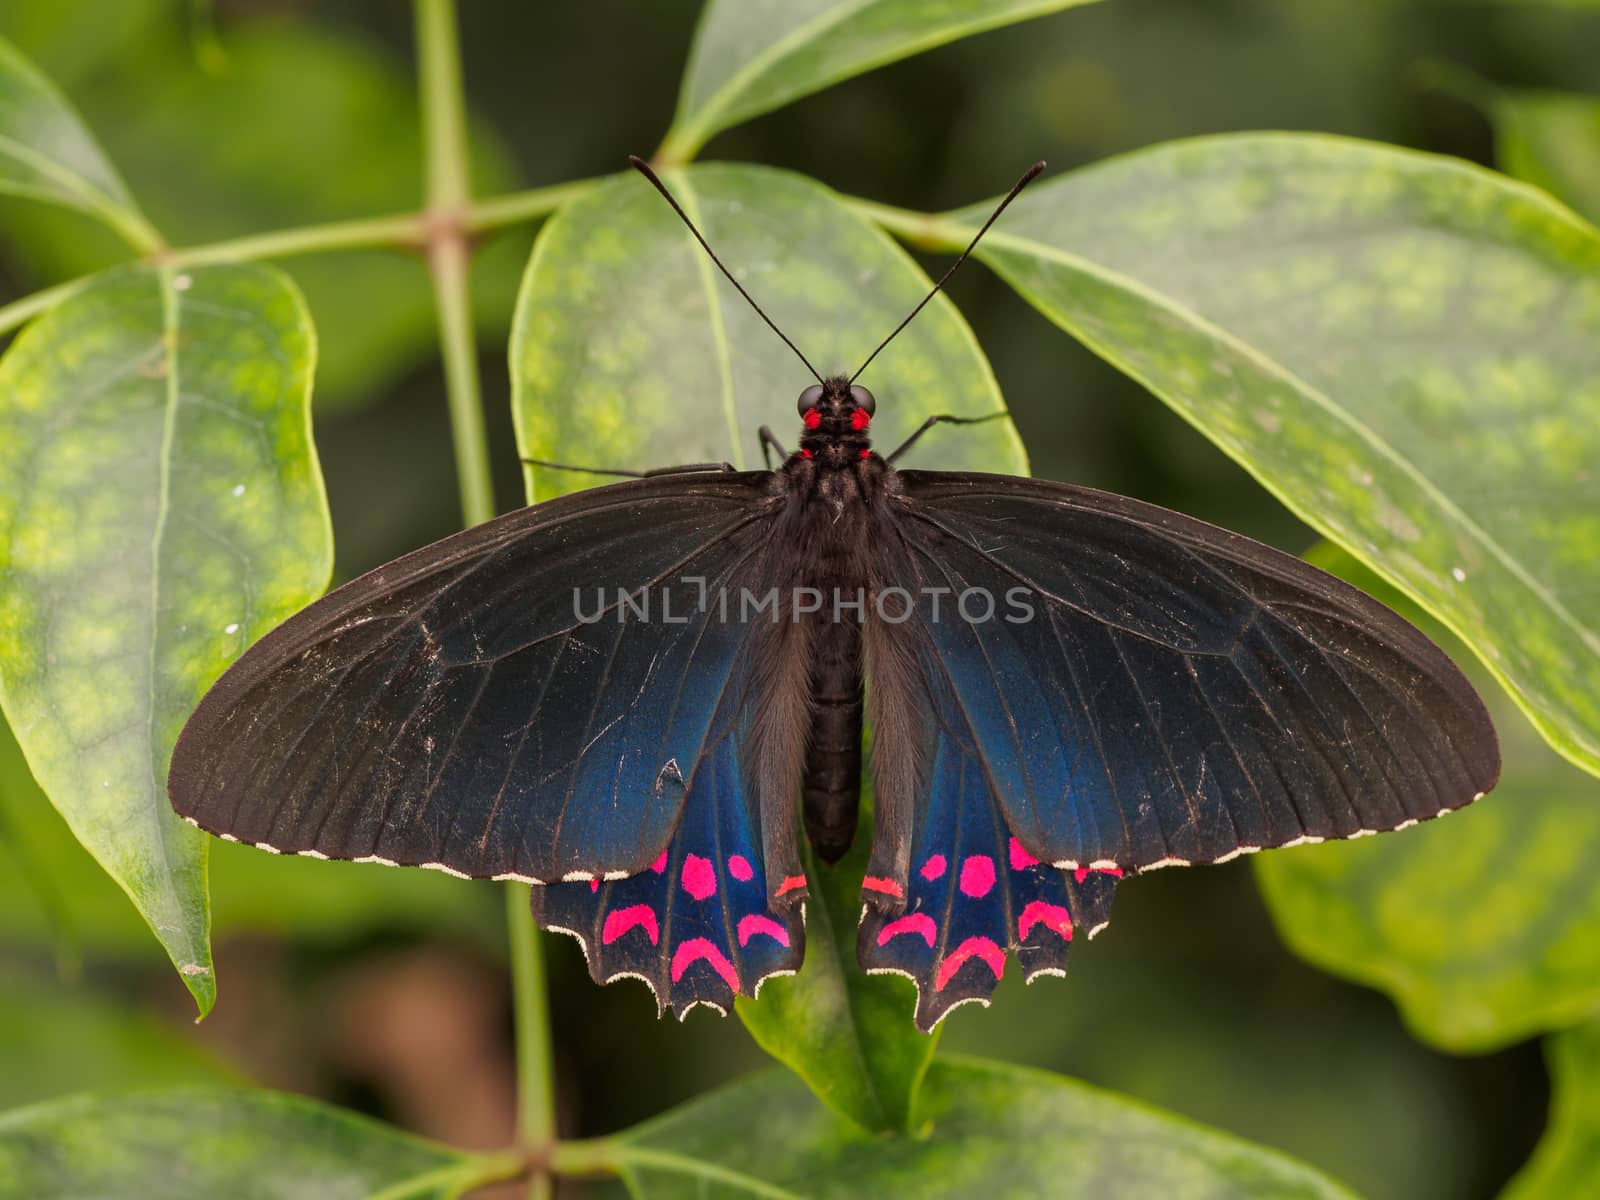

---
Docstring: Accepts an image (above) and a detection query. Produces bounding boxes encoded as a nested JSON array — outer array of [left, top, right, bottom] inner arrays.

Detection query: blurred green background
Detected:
[[2, 1, 1597, 1196]]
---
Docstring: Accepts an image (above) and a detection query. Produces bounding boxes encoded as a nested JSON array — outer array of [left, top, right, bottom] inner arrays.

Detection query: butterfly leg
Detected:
[[883, 411, 1011, 465], [758, 426, 789, 469], [520, 457, 735, 479]]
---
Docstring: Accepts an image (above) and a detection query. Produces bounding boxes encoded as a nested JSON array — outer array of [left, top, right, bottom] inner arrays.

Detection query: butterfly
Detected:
[[168, 160, 1499, 1031]]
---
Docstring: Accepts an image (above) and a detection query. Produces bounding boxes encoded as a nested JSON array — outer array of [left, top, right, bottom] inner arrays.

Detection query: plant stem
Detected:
[[842, 197, 974, 253], [415, 3, 555, 1196]]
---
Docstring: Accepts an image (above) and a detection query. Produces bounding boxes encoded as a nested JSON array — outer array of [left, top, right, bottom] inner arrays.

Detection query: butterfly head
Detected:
[[796, 376, 875, 467]]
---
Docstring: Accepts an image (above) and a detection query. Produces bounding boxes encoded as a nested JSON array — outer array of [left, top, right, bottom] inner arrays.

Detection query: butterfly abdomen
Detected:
[[802, 616, 864, 863]]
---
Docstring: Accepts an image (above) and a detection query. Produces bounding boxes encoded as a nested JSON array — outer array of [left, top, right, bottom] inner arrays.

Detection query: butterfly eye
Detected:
[[849, 385, 876, 415], [797, 384, 825, 416]]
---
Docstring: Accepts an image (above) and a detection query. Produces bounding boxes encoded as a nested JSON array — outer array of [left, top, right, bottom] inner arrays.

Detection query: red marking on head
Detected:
[[920, 854, 947, 881], [589, 878, 600, 893], [682, 853, 717, 900], [650, 851, 668, 874], [727, 854, 754, 882], [802, 408, 822, 430], [862, 876, 904, 899], [1074, 865, 1125, 884], [671, 937, 740, 989], [1008, 837, 1040, 870], [877, 913, 937, 948], [935, 936, 1006, 991], [850, 409, 870, 431], [1018, 900, 1073, 942], [776, 874, 807, 896], [602, 904, 659, 946], [858, 449, 870, 460], [800, 448, 813, 459], [959, 855, 996, 898], [738, 913, 791, 948]]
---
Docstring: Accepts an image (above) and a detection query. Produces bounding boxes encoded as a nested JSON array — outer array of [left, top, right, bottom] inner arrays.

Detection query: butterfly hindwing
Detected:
[[169, 475, 780, 884], [534, 702, 805, 1018], [876, 472, 1499, 874]]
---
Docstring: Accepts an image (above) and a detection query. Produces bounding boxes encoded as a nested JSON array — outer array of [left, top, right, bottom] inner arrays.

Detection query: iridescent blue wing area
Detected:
[[534, 703, 805, 1018], [169, 474, 780, 885], [856, 704, 1118, 1030], [857, 472, 1498, 1021], [887, 473, 1499, 867]]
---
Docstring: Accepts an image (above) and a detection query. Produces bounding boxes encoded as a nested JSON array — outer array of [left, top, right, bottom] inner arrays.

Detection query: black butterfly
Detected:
[[169, 161, 1498, 1031]]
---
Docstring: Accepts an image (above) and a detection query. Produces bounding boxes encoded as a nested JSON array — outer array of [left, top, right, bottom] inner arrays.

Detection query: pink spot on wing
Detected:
[[650, 851, 668, 873], [589, 879, 600, 893], [727, 854, 754, 882], [682, 854, 717, 900], [1074, 865, 1124, 883], [601, 904, 659, 946], [777, 874, 807, 896], [1008, 837, 1040, 870], [1018, 900, 1073, 942], [935, 936, 1006, 991], [862, 876, 904, 898], [920, 854, 947, 881], [737, 914, 790, 947], [876, 913, 937, 948], [959, 855, 996, 898], [671, 937, 739, 990]]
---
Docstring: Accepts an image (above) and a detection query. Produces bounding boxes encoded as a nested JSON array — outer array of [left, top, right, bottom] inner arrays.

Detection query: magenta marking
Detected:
[[862, 876, 904, 898], [1074, 865, 1125, 883], [601, 904, 659, 946], [727, 854, 754, 882], [671, 937, 739, 990], [876, 913, 937, 948], [1018, 900, 1073, 942], [1008, 837, 1040, 870], [920, 854, 947, 881], [737, 913, 790, 947], [589, 878, 600, 894], [959, 855, 996, 898], [776, 874, 807, 896], [650, 851, 668, 874], [935, 936, 1006, 991], [682, 853, 717, 900]]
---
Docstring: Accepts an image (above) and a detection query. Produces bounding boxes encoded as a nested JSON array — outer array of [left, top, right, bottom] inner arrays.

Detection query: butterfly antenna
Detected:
[[849, 161, 1045, 385], [628, 155, 824, 385]]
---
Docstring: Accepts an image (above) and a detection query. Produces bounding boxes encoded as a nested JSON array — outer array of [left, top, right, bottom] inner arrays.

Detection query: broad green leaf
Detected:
[[0, 263, 331, 1015], [1257, 544, 1600, 1052], [0, 972, 237, 1109], [736, 790, 936, 1133], [1492, 89, 1600, 225], [0, 23, 519, 409], [0, 1088, 512, 1200], [0, 0, 171, 89], [512, 163, 1024, 498], [0, 34, 156, 251], [1503, 1020, 1600, 1200], [0, 713, 494, 959], [951, 133, 1600, 778], [659, 0, 1105, 164], [603, 1057, 1358, 1198]]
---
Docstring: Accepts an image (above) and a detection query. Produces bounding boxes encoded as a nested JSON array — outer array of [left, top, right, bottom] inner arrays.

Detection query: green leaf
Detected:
[[659, 0, 1105, 164], [0, 22, 519, 409], [951, 132, 1600, 779], [1503, 1020, 1600, 1200], [0, 1088, 514, 1200], [1256, 543, 1600, 1052], [0, 0, 171, 89], [0, 34, 157, 251], [602, 1058, 1358, 1198], [1493, 89, 1600, 226], [0, 262, 331, 1015], [736, 789, 937, 1134], [512, 163, 1024, 497]]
